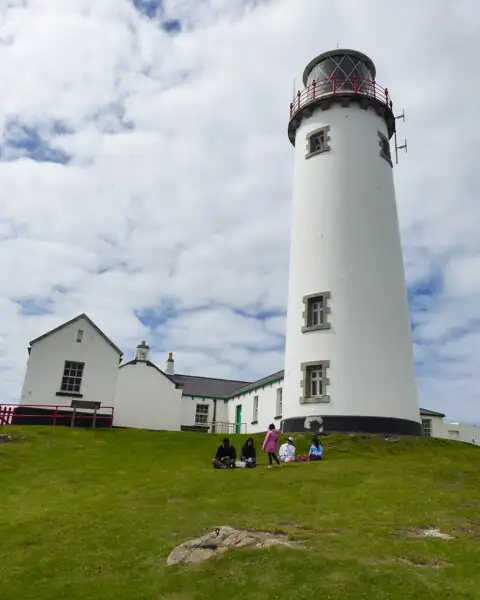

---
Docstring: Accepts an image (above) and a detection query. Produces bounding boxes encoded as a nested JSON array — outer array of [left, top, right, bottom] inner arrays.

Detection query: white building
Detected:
[[5, 48, 476, 444], [283, 48, 420, 436], [420, 409, 479, 446], [7, 312, 476, 445]]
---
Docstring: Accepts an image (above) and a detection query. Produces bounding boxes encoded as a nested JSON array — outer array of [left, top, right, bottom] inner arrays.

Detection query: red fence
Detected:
[[0, 404, 114, 429], [290, 75, 393, 120]]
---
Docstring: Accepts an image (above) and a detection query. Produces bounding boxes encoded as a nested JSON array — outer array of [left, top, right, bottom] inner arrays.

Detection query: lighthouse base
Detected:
[[281, 415, 423, 437]]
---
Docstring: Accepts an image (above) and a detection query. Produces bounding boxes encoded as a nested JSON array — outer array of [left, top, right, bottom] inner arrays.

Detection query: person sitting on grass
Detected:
[[279, 436, 296, 463], [308, 437, 324, 461], [212, 438, 237, 469], [240, 437, 257, 468]]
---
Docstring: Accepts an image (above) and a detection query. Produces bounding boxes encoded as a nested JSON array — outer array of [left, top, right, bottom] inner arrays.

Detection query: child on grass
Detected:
[[262, 423, 280, 468]]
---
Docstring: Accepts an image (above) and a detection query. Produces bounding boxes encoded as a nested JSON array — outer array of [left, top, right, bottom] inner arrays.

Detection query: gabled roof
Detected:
[[230, 369, 285, 397], [119, 359, 183, 388], [171, 374, 251, 398], [419, 408, 446, 418], [29, 313, 123, 356]]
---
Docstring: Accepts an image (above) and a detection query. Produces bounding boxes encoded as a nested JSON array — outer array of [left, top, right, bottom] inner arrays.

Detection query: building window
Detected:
[[60, 361, 85, 394], [276, 388, 283, 417], [378, 131, 392, 166], [252, 396, 259, 423], [302, 292, 331, 332], [300, 361, 330, 404], [422, 419, 432, 437], [305, 126, 331, 159], [76, 329, 83, 343], [195, 404, 209, 424]]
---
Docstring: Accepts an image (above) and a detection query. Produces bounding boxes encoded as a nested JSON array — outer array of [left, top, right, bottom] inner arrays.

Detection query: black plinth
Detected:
[[281, 415, 423, 436]]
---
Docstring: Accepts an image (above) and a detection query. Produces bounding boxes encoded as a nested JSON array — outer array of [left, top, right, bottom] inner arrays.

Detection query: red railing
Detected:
[[0, 403, 114, 428], [289, 75, 393, 120]]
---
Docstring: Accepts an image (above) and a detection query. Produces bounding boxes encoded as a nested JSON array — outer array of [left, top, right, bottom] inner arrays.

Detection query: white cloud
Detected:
[[0, 0, 478, 423]]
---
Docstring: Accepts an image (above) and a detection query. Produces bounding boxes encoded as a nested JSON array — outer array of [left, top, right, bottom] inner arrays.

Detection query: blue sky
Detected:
[[0, 0, 478, 423]]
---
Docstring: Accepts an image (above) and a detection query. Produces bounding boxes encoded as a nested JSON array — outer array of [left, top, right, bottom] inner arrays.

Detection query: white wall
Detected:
[[20, 316, 119, 413], [114, 361, 182, 430], [441, 422, 479, 445], [229, 381, 283, 434], [422, 415, 479, 446], [283, 101, 420, 424]]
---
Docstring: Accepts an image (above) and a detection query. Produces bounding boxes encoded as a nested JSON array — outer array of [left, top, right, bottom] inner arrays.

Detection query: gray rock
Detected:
[[167, 526, 301, 566], [0, 434, 12, 444]]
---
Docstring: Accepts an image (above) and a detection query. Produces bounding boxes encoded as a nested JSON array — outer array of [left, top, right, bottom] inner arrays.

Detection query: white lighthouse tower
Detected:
[[282, 49, 421, 435]]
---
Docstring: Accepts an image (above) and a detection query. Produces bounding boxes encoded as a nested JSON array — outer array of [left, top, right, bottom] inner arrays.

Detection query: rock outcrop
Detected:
[[167, 526, 301, 566]]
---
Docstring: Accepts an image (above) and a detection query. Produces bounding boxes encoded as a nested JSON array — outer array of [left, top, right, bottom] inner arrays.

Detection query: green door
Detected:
[[235, 405, 242, 434]]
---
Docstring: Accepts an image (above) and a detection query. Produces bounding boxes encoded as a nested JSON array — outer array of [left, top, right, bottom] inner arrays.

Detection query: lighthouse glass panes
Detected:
[[305, 53, 373, 96]]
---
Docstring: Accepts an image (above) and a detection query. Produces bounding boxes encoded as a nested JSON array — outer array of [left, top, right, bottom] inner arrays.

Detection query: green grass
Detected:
[[0, 426, 479, 600]]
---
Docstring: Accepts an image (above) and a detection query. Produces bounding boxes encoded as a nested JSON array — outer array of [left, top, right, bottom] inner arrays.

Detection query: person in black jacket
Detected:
[[240, 437, 257, 468], [212, 438, 236, 469]]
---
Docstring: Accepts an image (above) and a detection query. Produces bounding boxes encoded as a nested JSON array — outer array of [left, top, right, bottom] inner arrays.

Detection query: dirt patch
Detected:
[[374, 556, 450, 569], [403, 527, 454, 540], [0, 434, 13, 444], [397, 556, 449, 568], [454, 524, 480, 540], [167, 526, 304, 566]]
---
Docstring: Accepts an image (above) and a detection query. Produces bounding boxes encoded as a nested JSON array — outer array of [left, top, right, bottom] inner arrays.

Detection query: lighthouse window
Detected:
[[302, 292, 331, 332], [300, 361, 330, 404], [305, 126, 330, 159], [378, 131, 392, 166]]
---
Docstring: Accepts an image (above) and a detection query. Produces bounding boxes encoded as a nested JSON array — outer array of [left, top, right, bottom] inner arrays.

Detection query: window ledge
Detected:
[[251, 420, 258, 425], [299, 395, 330, 405], [302, 324, 331, 333], [56, 391, 83, 398], [274, 416, 282, 420]]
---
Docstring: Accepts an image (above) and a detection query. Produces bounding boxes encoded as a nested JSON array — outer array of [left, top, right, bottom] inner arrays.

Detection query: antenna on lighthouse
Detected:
[[394, 109, 408, 164]]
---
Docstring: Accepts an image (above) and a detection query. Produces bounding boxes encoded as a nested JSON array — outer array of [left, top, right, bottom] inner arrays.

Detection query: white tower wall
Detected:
[[282, 50, 421, 435]]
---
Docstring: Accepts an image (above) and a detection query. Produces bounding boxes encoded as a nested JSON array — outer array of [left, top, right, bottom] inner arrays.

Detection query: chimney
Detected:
[[165, 351, 175, 375], [135, 340, 150, 362]]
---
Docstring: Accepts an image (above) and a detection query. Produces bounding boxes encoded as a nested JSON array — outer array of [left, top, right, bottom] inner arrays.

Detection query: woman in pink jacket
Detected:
[[262, 423, 280, 468]]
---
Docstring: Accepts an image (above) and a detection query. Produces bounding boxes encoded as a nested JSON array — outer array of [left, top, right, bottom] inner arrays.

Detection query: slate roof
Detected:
[[29, 313, 123, 356], [419, 408, 446, 418], [171, 374, 251, 398], [229, 369, 285, 397]]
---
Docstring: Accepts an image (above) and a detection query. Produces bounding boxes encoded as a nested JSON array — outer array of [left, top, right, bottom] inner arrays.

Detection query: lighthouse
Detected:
[[281, 49, 422, 436]]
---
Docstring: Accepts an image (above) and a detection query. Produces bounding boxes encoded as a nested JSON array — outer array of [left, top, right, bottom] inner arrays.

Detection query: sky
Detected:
[[0, 0, 478, 424]]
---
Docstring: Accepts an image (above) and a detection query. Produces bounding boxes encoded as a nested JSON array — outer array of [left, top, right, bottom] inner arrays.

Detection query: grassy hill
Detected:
[[0, 426, 479, 600]]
